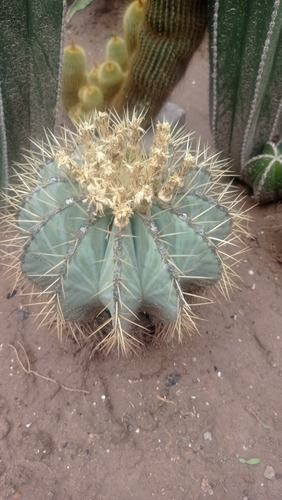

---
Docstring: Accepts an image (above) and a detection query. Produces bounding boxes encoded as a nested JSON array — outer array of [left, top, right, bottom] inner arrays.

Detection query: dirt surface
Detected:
[[1, 3, 282, 499]]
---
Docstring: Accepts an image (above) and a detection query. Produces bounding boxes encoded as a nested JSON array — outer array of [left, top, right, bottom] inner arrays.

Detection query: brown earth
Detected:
[[1, 3, 282, 499]]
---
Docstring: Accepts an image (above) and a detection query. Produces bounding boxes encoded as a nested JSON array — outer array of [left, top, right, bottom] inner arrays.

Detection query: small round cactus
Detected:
[[242, 140, 282, 203], [3, 111, 247, 355], [106, 36, 128, 72], [98, 61, 124, 104], [78, 84, 105, 113]]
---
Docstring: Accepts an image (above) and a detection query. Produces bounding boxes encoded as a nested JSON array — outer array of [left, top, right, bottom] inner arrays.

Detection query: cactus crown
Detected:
[[2, 110, 249, 356]]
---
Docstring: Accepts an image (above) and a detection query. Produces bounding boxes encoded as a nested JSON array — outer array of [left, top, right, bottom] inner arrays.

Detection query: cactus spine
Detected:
[[3, 111, 247, 356], [209, 0, 282, 202]]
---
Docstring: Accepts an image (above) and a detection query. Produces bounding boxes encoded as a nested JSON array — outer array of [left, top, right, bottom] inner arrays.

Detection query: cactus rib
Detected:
[[1, 110, 248, 356]]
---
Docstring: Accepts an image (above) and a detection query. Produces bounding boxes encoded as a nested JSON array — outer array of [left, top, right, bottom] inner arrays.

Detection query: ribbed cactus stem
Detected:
[[61, 44, 87, 110], [98, 61, 124, 104], [209, 0, 282, 202], [87, 66, 100, 87], [2, 111, 247, 355], [123, 0, 146, 57], [243, 140, 282, 203], [78, 85, 105, 112], [106, 36, 128, 72], [0, 0, 65, 189], [112, 0, 208, 126]]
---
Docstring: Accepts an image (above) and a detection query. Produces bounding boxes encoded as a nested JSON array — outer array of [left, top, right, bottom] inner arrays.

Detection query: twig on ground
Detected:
[[9, 342, 89, 394]]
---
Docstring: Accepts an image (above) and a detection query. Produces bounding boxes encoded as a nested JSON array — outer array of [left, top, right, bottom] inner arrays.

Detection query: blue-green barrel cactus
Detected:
[[3, 111, 247, 355]]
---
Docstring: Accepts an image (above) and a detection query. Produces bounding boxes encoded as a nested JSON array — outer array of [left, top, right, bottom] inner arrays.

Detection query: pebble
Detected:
[[204, 431, 212, 441], [264, 466, 275, 480], [0, 417, 10, 439]]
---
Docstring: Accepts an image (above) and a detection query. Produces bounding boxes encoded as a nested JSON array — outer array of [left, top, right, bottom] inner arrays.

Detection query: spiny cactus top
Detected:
[[3, 111, 247, 355]]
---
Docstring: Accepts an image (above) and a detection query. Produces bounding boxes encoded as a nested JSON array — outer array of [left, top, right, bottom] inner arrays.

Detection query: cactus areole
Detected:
[[5, 111, 246, 355]]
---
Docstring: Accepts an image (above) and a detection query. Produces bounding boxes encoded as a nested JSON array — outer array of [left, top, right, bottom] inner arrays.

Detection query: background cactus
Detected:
[[242, 140, 282, 203], [209, 0, 282, 202], [3, 111, 247, 355], [64, 0, 281, 202], [0, 0, 66, 190], [123, 0, 146, 57], [61, 44, 87, 111], [106, 36, 128, 72], [112, 0, 208, 126]]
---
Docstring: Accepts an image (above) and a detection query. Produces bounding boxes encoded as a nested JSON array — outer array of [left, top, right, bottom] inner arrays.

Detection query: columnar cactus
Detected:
[[209, 0, 282, 201], [0, 0, 66, 189], [3, 111, 247, 355], [112, 0, 208, 126]]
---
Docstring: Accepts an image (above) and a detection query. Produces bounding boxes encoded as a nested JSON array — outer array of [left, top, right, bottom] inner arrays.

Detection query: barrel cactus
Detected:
[[3, 111, 247, 355], [242, 139, 282, 203]]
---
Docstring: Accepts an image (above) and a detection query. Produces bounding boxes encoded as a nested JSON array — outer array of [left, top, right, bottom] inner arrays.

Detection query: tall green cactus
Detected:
[[112, 0, 208, 126], [209, 0, 282, 202], [3, 111, 247, 355], [0, 0, 66, 190]]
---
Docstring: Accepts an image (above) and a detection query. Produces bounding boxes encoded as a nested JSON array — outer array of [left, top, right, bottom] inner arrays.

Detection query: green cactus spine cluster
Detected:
[[209, 0, 282, 202], [3, 111, 247, 355]]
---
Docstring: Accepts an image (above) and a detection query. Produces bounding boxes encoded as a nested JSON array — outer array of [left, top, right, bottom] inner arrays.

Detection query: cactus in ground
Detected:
[[0, 0, 66, 190], [243, 140, 282, 203], [98, 61, 124, 104], [106, 36, 128, 72], [87, 66, 100, 87], [78, 84, 105, 112], [112, 0, 208, 126], [209, 0, 282, 202], [61, 44, 87, 111], [123, 0, 146, 57], [3, 111, 247, 356]]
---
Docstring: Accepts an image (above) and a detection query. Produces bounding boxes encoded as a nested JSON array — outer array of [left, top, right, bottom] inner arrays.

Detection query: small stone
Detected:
[[165, 373, 180, 387], [264, 466, 275, 480], [204, 431, 212, 441], [0, 417, 10, 439], [18, 307, 28, 321]]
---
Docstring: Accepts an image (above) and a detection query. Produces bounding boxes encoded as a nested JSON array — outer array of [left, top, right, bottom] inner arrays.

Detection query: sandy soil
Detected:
[[0, 3, 282, 499]]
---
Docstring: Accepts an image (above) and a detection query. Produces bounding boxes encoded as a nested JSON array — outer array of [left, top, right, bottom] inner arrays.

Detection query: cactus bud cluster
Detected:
[[61, 0, 148, 121], [2, 110, 248, 356]]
